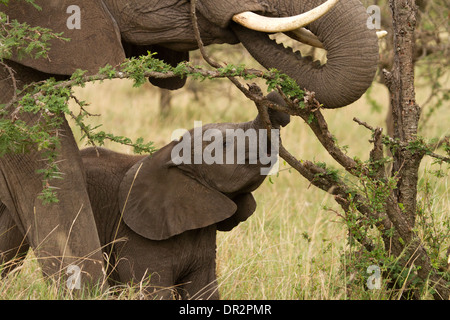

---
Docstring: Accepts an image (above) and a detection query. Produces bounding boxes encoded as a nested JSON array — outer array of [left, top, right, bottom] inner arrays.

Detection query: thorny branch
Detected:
[[354, 117, 450, 164], [3, 65, 266, 113], [0, 61, 17, 103]]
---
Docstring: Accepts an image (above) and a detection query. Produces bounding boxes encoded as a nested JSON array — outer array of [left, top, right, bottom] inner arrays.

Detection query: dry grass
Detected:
[[0, 46, 448, 299]]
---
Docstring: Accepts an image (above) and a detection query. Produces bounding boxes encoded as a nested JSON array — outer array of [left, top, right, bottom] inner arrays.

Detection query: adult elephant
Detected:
[[0, 0, 379, 290]]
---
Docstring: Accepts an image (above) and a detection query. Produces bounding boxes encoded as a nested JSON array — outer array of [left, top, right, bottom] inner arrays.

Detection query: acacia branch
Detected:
[[3, 64, 270, 117], [354, 117, 450, 164], [296, 95, 359, 175], [0, 60, 18, 106], [246, 90, 361, 175]]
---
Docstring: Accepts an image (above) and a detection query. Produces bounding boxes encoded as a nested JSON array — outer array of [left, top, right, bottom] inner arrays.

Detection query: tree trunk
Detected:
[[384, 0, 449, 300], [388, 0, 421, 232]]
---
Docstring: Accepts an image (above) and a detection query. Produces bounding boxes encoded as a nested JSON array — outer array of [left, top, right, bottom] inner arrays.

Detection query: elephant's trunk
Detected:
[[251, 92, 291, 130], [231, 0, 379, 108]]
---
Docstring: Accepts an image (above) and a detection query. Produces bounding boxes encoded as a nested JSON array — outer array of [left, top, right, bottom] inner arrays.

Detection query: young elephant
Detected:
[[0, 93, 289, 299], [85, 96, 289, 299]]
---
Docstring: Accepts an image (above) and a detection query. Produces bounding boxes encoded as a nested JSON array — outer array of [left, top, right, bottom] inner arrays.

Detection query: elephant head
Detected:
[[117, 92, 290, 240], [2, 0, 379, 108]]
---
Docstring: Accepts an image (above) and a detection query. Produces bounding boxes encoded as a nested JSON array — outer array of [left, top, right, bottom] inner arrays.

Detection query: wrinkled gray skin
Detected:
[[0, 0, 378, 287], [0, 98, 290, 299]]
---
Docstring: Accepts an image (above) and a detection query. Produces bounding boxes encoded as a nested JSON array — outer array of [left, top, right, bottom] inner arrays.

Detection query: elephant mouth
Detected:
[[269, 32, 328, 66]]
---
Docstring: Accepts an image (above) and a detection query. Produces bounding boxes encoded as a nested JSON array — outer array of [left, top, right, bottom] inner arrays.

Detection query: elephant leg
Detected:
[[114, 252, 177, 299], [0, 202, 29, 277], [177, 261, 220, 300], [0, 61, 106, 290]]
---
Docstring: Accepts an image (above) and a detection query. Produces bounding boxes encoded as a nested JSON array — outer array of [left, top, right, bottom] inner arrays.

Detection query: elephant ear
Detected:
[[3, 0, 125, 75], [216, 193, 256, 232], [118, 143, 237, 241]]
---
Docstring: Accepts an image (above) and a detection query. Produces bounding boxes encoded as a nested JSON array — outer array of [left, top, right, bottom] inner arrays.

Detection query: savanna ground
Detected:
[[0, 43, 448, 299]]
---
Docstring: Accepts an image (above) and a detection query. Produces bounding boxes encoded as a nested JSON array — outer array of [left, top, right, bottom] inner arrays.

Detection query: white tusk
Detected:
[[285, 28, 324, 49], [232, 0, 339, 33], [376, 30, 388, 39]]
